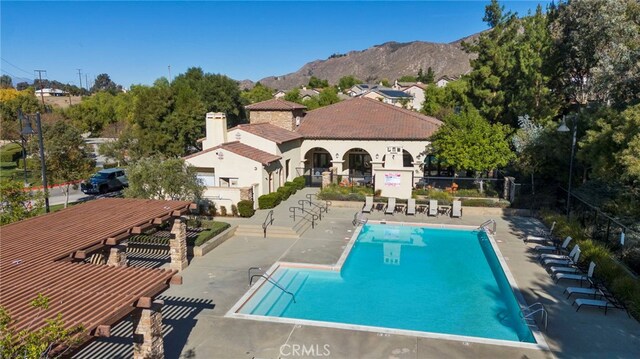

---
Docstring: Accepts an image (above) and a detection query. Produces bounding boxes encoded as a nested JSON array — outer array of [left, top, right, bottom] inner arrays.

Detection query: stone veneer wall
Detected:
[[249, 109, 305, 131], [132, 300, 164, 359]]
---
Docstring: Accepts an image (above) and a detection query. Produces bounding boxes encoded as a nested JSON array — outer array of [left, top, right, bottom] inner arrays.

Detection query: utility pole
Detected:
[[85, 74, 89, 92], [168, 65, 171, 82], [77, 69, 83, 90], [34, 70, 47, 106]]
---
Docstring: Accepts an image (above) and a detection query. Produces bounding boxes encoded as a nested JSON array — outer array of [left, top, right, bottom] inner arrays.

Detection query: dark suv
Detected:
[[81, 168, 128, 194]]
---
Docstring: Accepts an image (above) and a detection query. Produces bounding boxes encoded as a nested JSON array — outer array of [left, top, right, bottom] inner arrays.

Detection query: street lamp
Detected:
[[557, 114, 577, 219], [20, 112, 50, 213]]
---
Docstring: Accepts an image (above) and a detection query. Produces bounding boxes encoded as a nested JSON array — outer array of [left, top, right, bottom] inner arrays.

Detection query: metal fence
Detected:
[[415, 176, 506, 199], [556, 187, 638, 251]]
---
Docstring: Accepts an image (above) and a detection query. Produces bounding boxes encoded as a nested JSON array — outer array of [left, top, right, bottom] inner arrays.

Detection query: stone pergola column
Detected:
[[107, 245, 127, 267], [132, 299, 164, 359], [170, 219, 188, 271], [321, 171, 332, 189]]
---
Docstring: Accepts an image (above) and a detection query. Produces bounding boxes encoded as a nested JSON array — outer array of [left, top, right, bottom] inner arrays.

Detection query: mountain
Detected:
[[256, 33, 480, 91]]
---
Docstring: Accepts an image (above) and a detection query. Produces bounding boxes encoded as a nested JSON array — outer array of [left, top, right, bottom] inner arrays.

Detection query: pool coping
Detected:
[[226, 220, 550, 351]]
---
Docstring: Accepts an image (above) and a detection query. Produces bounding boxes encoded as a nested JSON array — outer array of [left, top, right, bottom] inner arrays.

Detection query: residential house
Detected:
[[436, 76, 456, 88], [34, 88, 68, 97], [361, 88, 413, 108]]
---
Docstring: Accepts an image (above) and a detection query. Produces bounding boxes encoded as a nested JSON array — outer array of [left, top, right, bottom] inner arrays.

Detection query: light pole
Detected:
[[20, 112, 50, 213], [557, 114, 577, 219], [17, 110, 29, 186]]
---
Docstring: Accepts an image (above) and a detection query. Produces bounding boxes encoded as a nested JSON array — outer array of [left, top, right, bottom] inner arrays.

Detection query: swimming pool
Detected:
[[232, 223, 538, 345]]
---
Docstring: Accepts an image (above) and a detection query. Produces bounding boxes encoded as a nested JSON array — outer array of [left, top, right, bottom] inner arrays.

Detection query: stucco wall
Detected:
[[405, 87, 425, 111], [202, 187, 242, 212], [227, 129, 278, 154], [300, 139, 429, 177], [374, 168, 414, 199]]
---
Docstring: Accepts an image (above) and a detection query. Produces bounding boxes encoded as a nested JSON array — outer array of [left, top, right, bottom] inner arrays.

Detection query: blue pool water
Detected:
[[239, 224, 535, 343]]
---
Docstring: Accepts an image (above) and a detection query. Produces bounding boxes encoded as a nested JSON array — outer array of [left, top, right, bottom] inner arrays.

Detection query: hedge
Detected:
[[237, 200, 255, 217], [194, 221, 231, 246], [292, 176, 306, 190], [539, 210, 640, 319], [258, 192, 282, 209], [0, 143, 22, 163], [277, 185, 295, 200], [102, 162, 118, 169]]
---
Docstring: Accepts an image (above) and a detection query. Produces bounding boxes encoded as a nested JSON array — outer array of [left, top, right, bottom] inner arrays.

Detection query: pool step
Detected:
[[241, 269, 288, 313], [251, 269, 298, 315], [266, 272, 309, 317]]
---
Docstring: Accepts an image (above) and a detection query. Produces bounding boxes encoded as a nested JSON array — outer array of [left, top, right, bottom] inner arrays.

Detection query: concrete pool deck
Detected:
[[74, 189, 640, 359]]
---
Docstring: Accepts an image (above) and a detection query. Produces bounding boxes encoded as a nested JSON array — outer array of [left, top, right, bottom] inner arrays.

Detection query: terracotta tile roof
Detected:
[[297, 98, 442, 140], [0, 199, 192, 343], [230, 123, 302, 144], [184, 141, 281, 165], [245, 98, 307, 111]]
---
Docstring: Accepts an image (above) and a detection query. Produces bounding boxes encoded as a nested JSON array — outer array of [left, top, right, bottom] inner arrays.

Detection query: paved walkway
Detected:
[[74, 193, 640, 359]]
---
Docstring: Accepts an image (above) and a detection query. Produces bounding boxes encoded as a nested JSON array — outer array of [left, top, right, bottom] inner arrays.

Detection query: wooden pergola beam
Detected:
[[93, 325, 111, 337]]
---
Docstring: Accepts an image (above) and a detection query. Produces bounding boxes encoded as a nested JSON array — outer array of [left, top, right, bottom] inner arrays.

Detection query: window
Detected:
[[219, 177, 239, 187], [196, 168, 215, 187]]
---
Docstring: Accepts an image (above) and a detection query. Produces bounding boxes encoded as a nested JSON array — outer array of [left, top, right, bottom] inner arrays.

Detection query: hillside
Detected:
[[257, 34, 480, 90]]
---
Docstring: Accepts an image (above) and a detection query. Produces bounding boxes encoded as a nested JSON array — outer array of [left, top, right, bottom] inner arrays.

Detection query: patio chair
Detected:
[[451, 200, 462, 218], [428, 199, 438, 217], [573, 295, 630, 316], [542, 246, 580, 267], [385, 197, 396, 215], [554, 261, 596, 285], [535, 236, 572, 253], [362, 196, 374, 213], [540, 244, 580, 264], [524, 221, 557, 244], [564, 286, 603, 299], [406, 198, 416, 215]]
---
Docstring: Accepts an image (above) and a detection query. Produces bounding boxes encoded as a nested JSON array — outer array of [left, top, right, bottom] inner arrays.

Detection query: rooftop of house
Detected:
[[184, 140, 281, 165], [245, 98, 307, 111], [296, 97, 442, 140], [230, 122, 302, 144], [373, 89, 413, 98]]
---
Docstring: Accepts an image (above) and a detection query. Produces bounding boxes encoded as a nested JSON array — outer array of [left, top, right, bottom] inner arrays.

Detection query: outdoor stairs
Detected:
[[235, 224, 300, 239], [245, 268, 308, 316]]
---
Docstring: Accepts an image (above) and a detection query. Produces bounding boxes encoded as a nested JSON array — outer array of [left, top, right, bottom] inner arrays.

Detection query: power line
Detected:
[[1, 68, 19, 78], [0, 58, 34, 77]]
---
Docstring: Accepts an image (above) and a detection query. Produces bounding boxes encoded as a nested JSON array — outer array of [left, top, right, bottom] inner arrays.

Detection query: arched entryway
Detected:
[[303, 147, 333, 186], [402, 150, 414, 167], [342, 148, 372, 178]]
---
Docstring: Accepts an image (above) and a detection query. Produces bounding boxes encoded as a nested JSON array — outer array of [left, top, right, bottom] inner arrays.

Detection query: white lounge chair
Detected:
[[385, 197, 396, 215], [564, 286, 603, 299], [428, 199, 438, 217], [362, 196, 374, 213], [542, 247, 580, 267], [540, 244, 580, 264], [573, 297, 628, 316], [524, 221, 557, 243], [451, 200, 462, 218], [554, 262, 596, 285], [406, 198, 416, 215], [535, 236, 572, 253]]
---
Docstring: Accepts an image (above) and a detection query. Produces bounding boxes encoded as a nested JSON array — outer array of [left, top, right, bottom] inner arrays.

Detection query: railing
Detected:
[[306, 193, 331, 213], [289, 207, 319, 229], [250, 274, 297, 303], [248, 267, 262, 285], [478, 219, 497, 234], [262, 210, 274, 238], [297, 199, 327, 220], [522, 302, 548, 331]]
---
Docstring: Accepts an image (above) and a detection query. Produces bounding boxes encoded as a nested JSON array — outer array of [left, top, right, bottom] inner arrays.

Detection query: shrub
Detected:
[[237, 200, 255, 217], [220, 206, 227, 216], [186, 217, 202, 228], [193, 221, 231, 246], [277, 185, 294, 200], [461, 198, 509, 208], [284, 181, 297, 195], [293, 176, 306, 190], [231, 204, 239, 217], [622, 247, 640, 274], [17, 158, 38, 169], [0, 161, 17, 169], [258, 192, 281, 209], [102, 162, 118, 169], [428, 190, 452, 204], [0, 144, 22, 163]]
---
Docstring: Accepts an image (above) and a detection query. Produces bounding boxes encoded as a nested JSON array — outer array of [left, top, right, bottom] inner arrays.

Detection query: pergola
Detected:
[[0, 198, 195, 358]]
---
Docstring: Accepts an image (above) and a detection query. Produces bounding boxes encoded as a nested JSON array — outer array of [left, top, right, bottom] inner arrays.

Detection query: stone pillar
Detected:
[[170, 219, 188, 271], [132, 300, 164, 359], [321, 171, 332, 189], [107, 245, 127, 267]]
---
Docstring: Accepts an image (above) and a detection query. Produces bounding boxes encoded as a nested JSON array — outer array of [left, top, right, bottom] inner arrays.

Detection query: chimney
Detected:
[[202, 112, 227, 150]]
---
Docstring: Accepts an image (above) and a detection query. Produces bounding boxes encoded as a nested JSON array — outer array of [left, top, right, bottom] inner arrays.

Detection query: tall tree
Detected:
[[338, 75, 360, 91], [91, 73, 120, 94], [124, 156, 204, 201], [430, 107, 514, 188], [28, 120, 95, 207], [307, 76, 329, 88], [240, 82, 274, 104], [0, 75, 14, 89]]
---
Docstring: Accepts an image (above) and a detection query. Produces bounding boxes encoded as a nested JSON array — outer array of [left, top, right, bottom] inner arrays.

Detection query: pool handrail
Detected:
[[479, 219, 497, 234], [250, 274, 297, 303]]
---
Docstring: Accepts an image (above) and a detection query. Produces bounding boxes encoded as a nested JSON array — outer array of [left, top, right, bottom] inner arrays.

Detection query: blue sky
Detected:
[[1, 1, 550, 88]]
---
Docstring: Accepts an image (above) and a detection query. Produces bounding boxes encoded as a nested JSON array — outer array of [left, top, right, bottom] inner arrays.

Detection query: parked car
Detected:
[[81, 168, 128, 194]]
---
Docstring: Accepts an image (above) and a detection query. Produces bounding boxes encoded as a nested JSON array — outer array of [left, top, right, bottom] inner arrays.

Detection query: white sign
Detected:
[[384, 173, 401, 187]]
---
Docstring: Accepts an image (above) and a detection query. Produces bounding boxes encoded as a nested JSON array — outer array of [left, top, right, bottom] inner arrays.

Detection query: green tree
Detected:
[[416, 67, 435, 83], [397, 75, 417, 82], [0, 294, 83, 358], [64, 92, 119, 135], [430, 107, 514, 189], [124, 156, 204, 201], [338, 76, 360, 91], [307, 76, 329, 88], [15, 82, 29, 91], [1, 75, 13, 89], [421, 80, 470, 120], [0, 90, 42, 141], [284, 88, 301, 103], [240, 82, 274, 104], [0, 180, 43, 225], [483, 0, 506, 28], [91, 73, 120, 94], [28, 121, 95, 208]]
